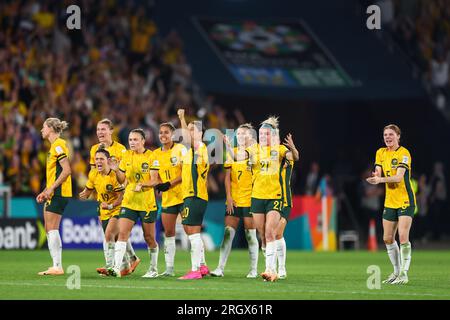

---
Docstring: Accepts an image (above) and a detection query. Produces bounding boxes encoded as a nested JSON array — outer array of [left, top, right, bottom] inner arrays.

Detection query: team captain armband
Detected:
[[398, 155, 410, 169], [55, 145, 67, 160]]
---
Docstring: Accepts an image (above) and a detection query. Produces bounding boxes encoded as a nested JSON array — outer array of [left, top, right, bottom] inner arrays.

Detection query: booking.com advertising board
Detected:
[[0, 217, 151, 250], [1, 196, 336, 251]]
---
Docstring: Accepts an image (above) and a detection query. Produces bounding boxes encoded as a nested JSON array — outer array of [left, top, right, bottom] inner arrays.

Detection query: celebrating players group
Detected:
[[36, 109, 299, 282]]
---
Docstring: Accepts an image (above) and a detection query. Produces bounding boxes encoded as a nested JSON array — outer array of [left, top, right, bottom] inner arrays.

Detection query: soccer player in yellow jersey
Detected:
[[210, 123, 260, 278], [275, 134, 299, 280], [108, 129, 160, 278], [79, 148, 126, 275], [36, 118, 72, 276], [89, 119, 140, 274], [177, 109, 210, 280], [367, 124, 416, 285], [150, 122, 187, 276], [249, 116, 294, 282], [89, 119, 127, 170]]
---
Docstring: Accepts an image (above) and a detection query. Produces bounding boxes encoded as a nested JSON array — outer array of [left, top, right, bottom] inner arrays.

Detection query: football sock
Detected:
[[148, 244, 159, 271], [275, 237, 286, 271], [188, 233, 202, 272], [245, 229, 258, 272], [47, 230, 62, 269], [386, 241, 401, 275], [218, 226, 235, 270], [400, 242, 412, 273], [164, 236, 176, 270]]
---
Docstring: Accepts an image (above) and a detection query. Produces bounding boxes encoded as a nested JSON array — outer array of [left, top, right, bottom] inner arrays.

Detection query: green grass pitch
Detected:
[[0, 249, 449, 300]]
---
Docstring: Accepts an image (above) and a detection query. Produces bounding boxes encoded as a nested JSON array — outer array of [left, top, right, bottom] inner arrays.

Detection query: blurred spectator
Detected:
[[414, 173, 432, 241], [304, 162, 320, 195], [428, 162, 448, 239], [381, 0, 450, 111], [315, 174, 334, 199], [358, 167, 383, 241]]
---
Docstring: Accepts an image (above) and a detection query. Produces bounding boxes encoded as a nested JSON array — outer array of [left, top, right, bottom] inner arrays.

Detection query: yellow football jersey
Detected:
[[375, 146, 416, 209], [151, 143, 187, 207], [181, 143, 209, 201], [251, 144, 289, 200], [86, 169, 124, 220], [46, 138, 72, 197], [224, 147, 253, 207], [119, 149, 157, 212], [90, 141, 127, 166], [281, 159, 294, 207]]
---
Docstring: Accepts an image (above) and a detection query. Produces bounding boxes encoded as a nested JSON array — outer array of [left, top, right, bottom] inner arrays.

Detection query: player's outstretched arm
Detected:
[[109, 158, 125, 184]]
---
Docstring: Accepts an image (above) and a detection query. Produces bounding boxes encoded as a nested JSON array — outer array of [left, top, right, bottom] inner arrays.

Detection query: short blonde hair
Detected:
[[383, 124, 401, 136], [44, 118, 69, 134], [98, 118, 113, 130]]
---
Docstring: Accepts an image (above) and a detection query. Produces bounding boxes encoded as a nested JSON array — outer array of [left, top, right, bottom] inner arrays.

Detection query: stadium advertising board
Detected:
[[0, 219, 46, 250], [194, 17, 353, 88], [60, 217, 148, 249]]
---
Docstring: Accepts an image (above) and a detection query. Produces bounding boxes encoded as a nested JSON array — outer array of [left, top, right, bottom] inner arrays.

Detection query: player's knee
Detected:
[[164, 229, 175, 237], [265, 230, 275, 242], [398, 233, 409, 244], [383, 236, 394, 244], [118, 231, 130, 241], [104, 232, 114, 242], [144, 234, 156, 247]]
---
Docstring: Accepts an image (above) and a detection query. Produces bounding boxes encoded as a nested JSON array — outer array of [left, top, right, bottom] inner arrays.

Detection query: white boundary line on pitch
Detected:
[[0, 282, 449, 298]]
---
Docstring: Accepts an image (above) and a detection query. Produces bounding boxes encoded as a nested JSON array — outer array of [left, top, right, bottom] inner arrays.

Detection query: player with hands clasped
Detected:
[[366, 124, 416, 285]]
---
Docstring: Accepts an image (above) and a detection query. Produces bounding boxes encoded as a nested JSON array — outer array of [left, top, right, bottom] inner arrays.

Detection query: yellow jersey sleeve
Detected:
[[397, 148, 411, 170], [89, 144, 97, 166], [54, 140, 68, 161], [279, 144, 289, 160], [111, 142, 127, 163], [118, 151, 129, 172], [375, 148, 383, 168], [150, 155, 160, 170], [223, 149, 234, 169]]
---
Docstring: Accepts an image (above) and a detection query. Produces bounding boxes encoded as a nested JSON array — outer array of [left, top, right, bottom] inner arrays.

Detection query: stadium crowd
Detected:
[[0, 0, 237, 199], [363, 0, 450, 112]]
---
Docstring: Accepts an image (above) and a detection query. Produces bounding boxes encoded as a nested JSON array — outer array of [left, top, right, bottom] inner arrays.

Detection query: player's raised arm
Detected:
[[283, 133, 299, 161], [110, 158, 125, 184]]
